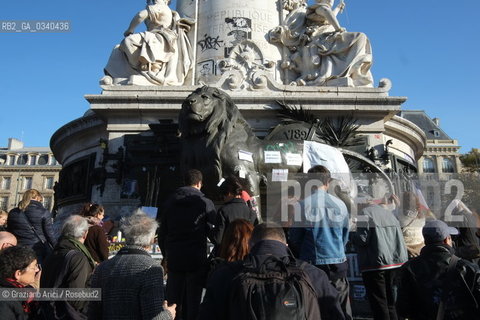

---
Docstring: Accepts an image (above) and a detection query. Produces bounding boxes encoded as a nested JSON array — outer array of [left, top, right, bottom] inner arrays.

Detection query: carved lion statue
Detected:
[[178, 86, 390, 215], [179, 86, 261, 200]]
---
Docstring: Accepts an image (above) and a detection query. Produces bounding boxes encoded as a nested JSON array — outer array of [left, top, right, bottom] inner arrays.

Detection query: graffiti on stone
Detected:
[[197, 33, 224, 52], [198, 59, 216, 76], [224, 17, 252, 57]]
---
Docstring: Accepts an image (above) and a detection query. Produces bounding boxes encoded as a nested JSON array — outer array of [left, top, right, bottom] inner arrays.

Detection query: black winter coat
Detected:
[[214, 198, 258, 245], [41, 237, 95, 319], [397, 244, 480, 319], [7, 200, 56, 262], [158, 186, 216, 272], [0, 279, 31, 320], [198, 239, 346, 320]]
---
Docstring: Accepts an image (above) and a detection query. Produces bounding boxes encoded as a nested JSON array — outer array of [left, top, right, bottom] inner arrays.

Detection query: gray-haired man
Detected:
[[89, 211, 176, 320], [41, 215, 95, 319]]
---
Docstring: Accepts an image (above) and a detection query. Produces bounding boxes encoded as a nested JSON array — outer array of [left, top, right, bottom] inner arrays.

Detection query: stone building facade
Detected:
[[0, 138, 61, 212], [399, 110, 462, 210], [400, 110, 462, 176]]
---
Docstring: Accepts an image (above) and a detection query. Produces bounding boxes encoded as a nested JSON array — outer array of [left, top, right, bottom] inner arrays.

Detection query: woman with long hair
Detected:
[[218, 219, 254, 262], [207, 219, 254, 283], [79, 203, 110, 263], [7, 189, 56, 264]]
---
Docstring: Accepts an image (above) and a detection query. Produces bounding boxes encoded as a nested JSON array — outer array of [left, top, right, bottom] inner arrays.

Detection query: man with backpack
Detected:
[[397, 219, 480, 319], [199, 223, 345, 320], [40, 215, 95, 319]]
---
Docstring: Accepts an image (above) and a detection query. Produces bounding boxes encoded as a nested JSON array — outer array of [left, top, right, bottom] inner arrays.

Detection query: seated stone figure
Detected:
[[104, 0, 194, 86], [269, 0, 373, 87]]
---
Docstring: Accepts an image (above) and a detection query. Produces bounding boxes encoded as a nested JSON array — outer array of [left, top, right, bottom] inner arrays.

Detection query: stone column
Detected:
[[29, 154, 37, 166], [176, 0, 283, 84], [454, 155, 462, 173], [435, 156, 443, 174], [417, 157, 424, 174]]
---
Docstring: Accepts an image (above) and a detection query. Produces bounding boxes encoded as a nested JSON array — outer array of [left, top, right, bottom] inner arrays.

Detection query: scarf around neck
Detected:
[[5, 278, 36, 313], [65, 236, 96, 269]]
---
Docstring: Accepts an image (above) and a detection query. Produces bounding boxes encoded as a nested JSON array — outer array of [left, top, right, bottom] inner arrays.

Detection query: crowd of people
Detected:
[[0, 166, 479, 319]]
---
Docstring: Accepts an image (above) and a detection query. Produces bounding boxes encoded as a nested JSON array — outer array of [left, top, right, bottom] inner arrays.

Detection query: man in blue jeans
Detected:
[[289, 165, 352, 320]]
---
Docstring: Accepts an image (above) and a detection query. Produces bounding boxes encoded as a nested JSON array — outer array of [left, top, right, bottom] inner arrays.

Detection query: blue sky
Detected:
[[0, 0, 478, 153]]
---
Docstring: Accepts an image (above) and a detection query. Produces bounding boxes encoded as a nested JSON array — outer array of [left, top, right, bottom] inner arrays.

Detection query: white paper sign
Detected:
[[264, 151, 282, 164], [239, 169, 246, 178], [238, 150, 254, 163], [272, 169, 288, 182], [286, 153, 303, 166]]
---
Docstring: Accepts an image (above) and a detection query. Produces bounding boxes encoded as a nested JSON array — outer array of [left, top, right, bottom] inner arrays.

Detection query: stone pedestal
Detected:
[[50, 78, 426, 218]]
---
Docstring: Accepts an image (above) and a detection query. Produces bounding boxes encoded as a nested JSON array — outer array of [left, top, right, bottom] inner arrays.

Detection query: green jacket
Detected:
[[353, 204, 408, 272]]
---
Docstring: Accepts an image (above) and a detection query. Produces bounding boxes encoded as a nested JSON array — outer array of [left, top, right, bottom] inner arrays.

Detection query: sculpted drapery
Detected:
[[269, 0, 373, 87], [104, 0, 194, 86]]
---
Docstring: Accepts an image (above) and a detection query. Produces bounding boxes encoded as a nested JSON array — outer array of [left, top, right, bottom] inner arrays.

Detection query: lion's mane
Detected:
[[178, 86, 251, 180]]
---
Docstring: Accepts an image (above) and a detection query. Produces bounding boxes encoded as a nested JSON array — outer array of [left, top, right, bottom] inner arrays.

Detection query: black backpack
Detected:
[[227, 255, 321, 320], [37, 250, 87, 320]]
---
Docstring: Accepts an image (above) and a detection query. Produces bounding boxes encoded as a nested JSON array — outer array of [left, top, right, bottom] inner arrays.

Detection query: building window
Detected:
[[1, 177, 11, 190], [44, 177, 54, 190], [8, 155, 15, 166], [442, 158, 455, 173], [17, 154, 28, 165], [37, 155, 48, 165], [43, 196, 53, 211], [0, 197, 8, 211], [49, 156, 58, 166], [23, 177, 33, 190], [423, 158, 435, 173], [29, 155, 36, 166]]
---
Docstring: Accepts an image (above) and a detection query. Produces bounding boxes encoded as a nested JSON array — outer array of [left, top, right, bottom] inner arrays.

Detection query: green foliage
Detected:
[[275, 101, 318, 124], [460, 149, 480, 172], [458, 173, 480, 211], [316, 116, 363, 148], [275, 101, 362, 147]]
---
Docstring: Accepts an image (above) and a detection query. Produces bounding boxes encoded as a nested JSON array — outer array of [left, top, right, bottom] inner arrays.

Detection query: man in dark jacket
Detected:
[[353, 197, 408, 320], [214, 176, 258, 245], [199, 223, 345, 320], [397, 219, 480, 319], [41, 215, 96, 320], [158, 169, 216, 320]]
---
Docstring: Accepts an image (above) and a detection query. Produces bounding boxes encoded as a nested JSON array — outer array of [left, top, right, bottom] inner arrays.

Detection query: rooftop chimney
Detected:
[[432, 118, 440, 127], [7, 138, 24, 150]]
